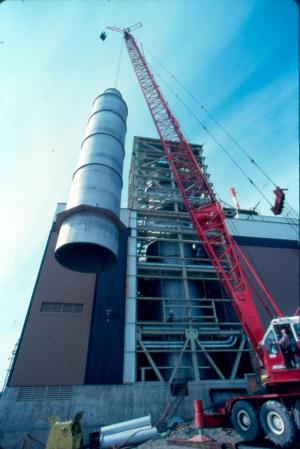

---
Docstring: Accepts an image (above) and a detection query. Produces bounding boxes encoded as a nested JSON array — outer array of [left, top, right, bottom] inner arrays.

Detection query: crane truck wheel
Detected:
[[231, 400, 262, 441], [260, 400, 298, 448], [294, 399, 300, 429]]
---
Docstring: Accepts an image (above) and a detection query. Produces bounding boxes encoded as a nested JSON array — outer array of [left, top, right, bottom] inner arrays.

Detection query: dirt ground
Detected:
[[136, 422, 243, 448]]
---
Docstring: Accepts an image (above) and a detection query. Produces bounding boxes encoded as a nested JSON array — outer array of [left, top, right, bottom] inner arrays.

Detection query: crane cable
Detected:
[[211, 186, 281, 313], [146, 59, 299, 231], [146, 59, 274, 208], [143, 44, 299, 219], [144, 45, 277, 188], [114, 36, 124, 89]]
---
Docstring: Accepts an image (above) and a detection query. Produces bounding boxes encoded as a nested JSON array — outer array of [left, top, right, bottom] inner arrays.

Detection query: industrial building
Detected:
[[0, 129, 298, 445]]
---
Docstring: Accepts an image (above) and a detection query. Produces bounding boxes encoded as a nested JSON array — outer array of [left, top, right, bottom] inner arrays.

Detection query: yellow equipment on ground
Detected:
[[45, 411, 83, 449]]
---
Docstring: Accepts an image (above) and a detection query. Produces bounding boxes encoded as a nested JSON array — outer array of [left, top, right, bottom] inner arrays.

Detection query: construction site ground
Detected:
[[135, 422, 280, 449], [22, 419, 300, 449]]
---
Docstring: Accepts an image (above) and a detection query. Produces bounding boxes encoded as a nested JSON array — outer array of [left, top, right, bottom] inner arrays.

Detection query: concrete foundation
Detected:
[[0, 380, 247, 447]]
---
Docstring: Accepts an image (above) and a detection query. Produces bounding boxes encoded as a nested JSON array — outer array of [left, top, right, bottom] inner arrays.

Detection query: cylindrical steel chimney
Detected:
[[55, 88, 127, 273]]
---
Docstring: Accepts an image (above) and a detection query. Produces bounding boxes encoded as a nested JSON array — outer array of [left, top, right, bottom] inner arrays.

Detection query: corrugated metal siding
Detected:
[[9, 230, 96, 386], [237, 243, 299, 327]]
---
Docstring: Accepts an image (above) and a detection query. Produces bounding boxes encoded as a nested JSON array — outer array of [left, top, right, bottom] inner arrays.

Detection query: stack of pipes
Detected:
[[99, 415, 158, 448]]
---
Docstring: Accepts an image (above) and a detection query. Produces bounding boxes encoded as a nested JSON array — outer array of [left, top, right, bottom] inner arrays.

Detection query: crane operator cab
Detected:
[[260, 317, 300, 373]]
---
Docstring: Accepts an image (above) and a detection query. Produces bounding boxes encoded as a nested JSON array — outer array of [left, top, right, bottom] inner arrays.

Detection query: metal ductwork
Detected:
[[147, 240, 200, 320], [142, 335, 237, 349], [55, 88, 127, 273], [146, 239, 204, 380]]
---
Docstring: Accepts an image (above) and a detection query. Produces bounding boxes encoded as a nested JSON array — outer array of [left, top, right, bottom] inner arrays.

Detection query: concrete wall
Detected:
[[0, 380, 247, 447]]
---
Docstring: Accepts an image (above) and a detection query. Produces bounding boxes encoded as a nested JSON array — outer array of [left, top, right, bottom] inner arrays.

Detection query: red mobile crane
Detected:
[[107, 25, 300, 448]]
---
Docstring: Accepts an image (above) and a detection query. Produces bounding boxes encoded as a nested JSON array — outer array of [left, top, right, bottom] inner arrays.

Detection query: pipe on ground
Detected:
[[100, 426, 158, 448], [100, 415, 151, 436]]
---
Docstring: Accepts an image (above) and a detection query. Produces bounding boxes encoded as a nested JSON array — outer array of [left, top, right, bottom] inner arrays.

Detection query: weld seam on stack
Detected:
[[81, 131, 126, 149], [88, 110, 127, 124], [72, 163, 122, 181]]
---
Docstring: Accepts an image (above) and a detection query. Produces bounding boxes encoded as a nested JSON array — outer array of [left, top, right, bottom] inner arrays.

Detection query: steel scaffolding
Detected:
[[128, 136, 254, 383]]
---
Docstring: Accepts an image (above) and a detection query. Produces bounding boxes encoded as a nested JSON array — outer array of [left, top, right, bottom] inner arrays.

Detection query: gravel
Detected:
[[135, 421, 243, 448]]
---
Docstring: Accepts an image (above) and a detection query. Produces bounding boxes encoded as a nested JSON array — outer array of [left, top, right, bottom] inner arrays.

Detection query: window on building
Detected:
[[40, 302, 84, 313], [62, 303, 73, 313], [72, 303, 84, 313]]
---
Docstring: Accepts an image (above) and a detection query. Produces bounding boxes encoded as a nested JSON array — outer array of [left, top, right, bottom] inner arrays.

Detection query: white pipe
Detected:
[[100, 415, 151, 436], [100, 426, 158, 448]]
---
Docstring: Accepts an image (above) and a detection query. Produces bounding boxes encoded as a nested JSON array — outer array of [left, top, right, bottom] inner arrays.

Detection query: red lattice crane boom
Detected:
[[106, 24, 299, 382], [121, 30, 283, 353], [105, 25, 300, 448]]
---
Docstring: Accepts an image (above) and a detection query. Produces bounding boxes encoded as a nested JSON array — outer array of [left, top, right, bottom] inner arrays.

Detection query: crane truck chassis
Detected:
[[221, 315, 300, 448]]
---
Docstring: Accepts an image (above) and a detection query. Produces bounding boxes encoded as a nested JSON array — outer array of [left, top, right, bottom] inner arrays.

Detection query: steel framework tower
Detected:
[[128, 136, 254, 382]]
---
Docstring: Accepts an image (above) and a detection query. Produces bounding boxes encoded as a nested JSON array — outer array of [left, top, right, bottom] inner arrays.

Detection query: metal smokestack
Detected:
[[55, 88, 127, 273]]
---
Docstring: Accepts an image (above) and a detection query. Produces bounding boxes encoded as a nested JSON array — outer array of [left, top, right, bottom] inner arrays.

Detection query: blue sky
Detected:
[[0, 0, 298, 386]]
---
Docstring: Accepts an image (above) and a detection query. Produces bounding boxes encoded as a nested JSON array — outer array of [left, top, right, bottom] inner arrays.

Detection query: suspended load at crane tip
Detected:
[[271, 186, 286, 215], [54, 88, 128, 273]]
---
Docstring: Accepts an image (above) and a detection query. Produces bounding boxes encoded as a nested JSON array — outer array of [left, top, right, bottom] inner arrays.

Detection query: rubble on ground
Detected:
[[136, 420, 243, 448]]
